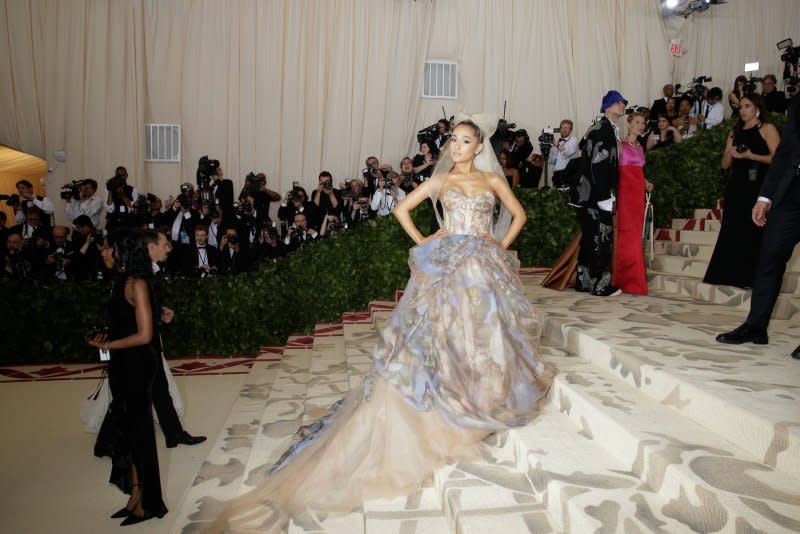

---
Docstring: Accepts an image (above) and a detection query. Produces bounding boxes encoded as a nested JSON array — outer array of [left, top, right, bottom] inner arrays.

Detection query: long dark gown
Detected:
[[704, 125, 770, 288], [106, 278, 168, 518]]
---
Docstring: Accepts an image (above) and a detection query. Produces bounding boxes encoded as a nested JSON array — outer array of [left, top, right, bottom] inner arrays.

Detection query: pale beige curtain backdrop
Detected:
[[0, 0, 798, 224]]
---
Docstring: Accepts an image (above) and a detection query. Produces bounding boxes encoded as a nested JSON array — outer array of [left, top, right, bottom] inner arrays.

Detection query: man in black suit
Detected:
[[218, 226, 252, 275], [650, 83, 674, 120], [180, 224, 219, 277], [717, 92, 800, 359], [210, 162, 235, 219], [762, 75, 789, 115]]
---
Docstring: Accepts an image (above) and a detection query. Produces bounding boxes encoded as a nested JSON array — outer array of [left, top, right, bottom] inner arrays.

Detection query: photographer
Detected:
[[232, 194, 264, 249], [64, 179, 102, 228], [73, 216, 110, 281], [433, 119, 450, 149], [179, 224, 219, 277], [362, 156, 382, 194], [311, 171, 341, 218], [2, 231, 32, 281], [283, 212, 318, 253], [43, 225, 74, 281], [164, 193, 201, 246], [199, 158, 234, 219], [11, 205, 47, 243], [370, 171, 406, 216], [255, 222, 284, 262], [699, 87, 725, 129], [278, 186, 318, 235], [218, 227, 252, 275], [550, 120, 579, 187], [411, 140, 439, 180], [319, 213, 343, 238], [14, 179, 54, 225], [239, 172, 281, 224], [690, 86, 710, 121], [762, 74, 789, 114], [349, 193, 376, 225], [105, 166, 138, 230]]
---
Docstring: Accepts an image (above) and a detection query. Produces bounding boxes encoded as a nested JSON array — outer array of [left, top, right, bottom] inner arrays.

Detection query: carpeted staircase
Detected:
[[167, 211, 800, 533]]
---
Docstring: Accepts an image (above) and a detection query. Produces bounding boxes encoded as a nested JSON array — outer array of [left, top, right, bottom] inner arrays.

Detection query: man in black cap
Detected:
[[573, 90, 627, 296], [716, 92, 800, 359]]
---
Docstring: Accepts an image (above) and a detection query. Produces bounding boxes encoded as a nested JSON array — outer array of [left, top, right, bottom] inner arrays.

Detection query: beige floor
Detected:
[[0, 373, 245, 534]]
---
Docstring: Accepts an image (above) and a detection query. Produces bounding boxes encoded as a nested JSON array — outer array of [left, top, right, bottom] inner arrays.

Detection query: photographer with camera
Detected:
[[433, 119, 450, 149], [255, 222, 284, 262], [195, 157, 234, 221], [762, 74, 789, 114], [550, 120, 580, 188], [164, 190, 202, 246], [42, 225, 74, 281], [371, 171, 406, 216], [10, 205, 47, 243], [348, 192, 376, 225], [278, 186, 318, 235], [11, 179, 54, 226], [218, 227, 252, 275], [2, 231, 32, 281], [239, 172, 281, 225], [699, 87, 725, 129], [412, 140, 439, 180], [63, 178, 102, 228], [361, 156, 383, 194], [319, 213, 344, 238], [69, 215, 108, 281], [311, 171, 342, 219], [179, 224, 219, 277], [105, 166, 138, 230], [283, 212, 318, 254]]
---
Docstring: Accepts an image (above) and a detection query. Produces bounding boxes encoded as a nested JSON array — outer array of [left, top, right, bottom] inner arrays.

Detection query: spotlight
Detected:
[[664, 0, 679, 8]]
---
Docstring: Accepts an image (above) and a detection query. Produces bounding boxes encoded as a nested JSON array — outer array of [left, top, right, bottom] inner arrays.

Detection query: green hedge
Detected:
[[3, 117, 786, 364], [0, 190, 576, 364]]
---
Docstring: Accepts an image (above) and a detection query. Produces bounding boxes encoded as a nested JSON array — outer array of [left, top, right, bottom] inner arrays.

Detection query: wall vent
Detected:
[[423, 60, 458, 99], [144, 124, 181, 162]]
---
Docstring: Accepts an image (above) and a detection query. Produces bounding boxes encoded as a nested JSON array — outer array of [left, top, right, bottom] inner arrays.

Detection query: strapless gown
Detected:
[[206, 188, 555, 533]]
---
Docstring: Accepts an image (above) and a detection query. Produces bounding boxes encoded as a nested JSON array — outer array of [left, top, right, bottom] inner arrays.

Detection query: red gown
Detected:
[[614, 140, 648, 295]]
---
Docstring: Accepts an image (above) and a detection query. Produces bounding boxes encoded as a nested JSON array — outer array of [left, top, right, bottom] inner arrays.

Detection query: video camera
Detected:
[[60, 179, 86, 200], [416, 123, 438, 144], [675, 75, 712, 98], [196, 155, 220, 206], [778, 38, 800, 96]]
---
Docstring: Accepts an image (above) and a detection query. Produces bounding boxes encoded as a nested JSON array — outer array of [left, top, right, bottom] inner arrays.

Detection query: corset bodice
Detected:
[[439, 188, 495, 236]]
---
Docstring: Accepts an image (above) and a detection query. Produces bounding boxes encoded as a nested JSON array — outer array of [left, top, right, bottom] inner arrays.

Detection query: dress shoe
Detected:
[[120, 511, 155, 526], [166, 431, 207, 448], [792, 345, 800, 360], [715, 323, 768, 345]]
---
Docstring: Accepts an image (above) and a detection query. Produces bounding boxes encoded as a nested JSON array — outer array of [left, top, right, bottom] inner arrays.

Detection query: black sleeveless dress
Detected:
[[703, 125, 770, 288], [106, 278, 168, 518]]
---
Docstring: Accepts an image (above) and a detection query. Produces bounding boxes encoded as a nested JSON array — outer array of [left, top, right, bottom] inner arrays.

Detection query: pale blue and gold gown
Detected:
[[208, 187, 554, 533]]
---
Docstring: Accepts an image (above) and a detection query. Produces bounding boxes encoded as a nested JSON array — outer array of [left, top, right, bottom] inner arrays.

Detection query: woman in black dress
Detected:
[[704, 94, 781, 288], [87, 230, 167, 525]]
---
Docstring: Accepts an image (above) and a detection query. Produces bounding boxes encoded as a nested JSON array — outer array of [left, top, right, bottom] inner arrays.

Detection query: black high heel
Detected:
[[111, 483, 140, 519], [120, 510, 155, 526]]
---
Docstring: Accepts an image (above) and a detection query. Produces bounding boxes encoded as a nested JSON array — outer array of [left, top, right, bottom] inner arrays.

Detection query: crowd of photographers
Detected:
[[2, 68, 796, 283]]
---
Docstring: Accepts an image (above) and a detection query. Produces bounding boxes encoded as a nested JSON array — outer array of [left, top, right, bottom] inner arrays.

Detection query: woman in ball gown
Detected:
[[614, 112, 654, 295], [206, 115, 555, 533], [704, 94, 780, 288]]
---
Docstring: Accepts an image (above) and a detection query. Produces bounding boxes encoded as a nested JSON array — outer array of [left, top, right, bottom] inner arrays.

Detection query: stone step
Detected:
[[692, 208, 722, 220], [654, 228, 719, 245], [669, 217, 722, 231], [650, 255, 709, 279], [530, 280, 800, 482], [654, 241, 715, 261], [541, 349, 800, 533]]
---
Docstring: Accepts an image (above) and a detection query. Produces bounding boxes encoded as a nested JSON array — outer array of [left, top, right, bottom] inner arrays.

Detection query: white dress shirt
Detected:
[[705, 102, 725, 128], [550, 135, 579, 171], [65, 196, 103, 227], [370, 188, 406, 216]]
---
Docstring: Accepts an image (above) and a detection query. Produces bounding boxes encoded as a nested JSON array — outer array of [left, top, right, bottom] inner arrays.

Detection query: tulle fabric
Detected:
[[204, 187, 554, 534]]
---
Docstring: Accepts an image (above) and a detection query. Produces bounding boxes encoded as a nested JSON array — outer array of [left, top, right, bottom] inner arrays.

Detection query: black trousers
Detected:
[[577, 206, 614, 278], [746, 178, 800, 330]]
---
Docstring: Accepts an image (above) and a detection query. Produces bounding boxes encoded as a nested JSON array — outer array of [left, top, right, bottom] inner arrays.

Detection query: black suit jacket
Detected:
[[213, 178, 235, 216], [180, 243, 220, 276], [760, 94, 800, 208]]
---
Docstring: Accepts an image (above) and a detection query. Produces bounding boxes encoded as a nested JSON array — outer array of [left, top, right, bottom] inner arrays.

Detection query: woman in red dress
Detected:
[[614, 112, 653, 295]]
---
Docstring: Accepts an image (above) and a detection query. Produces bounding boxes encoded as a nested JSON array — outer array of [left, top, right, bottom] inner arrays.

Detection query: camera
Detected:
[[778, 38, 800, 64], [383, 180, 394, 191], [321, 179, 333, 190], [416, 123, 438, 144], [106, 174, 126, 192], [744, 76, 763, 93], [736, 144, 749, 154], [226, 234, 239, 245], [244, 172, 265, 194], [288, 189, 301, 202], [180, 183, 192, 195], [341, 190, 354, 200], [60, 179, 85, 200]]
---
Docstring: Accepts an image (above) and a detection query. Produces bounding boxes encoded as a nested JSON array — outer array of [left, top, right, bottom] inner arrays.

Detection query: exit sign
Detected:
[[670, 39, 684, 57]]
